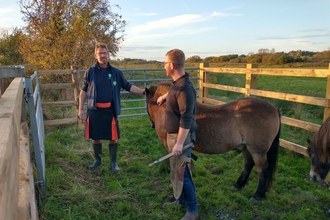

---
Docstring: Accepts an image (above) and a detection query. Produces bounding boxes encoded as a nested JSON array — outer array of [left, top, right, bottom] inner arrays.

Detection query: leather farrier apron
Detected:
[[167, 132, 196, 199]]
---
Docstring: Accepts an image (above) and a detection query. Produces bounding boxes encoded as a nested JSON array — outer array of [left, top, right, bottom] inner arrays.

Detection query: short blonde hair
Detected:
[[166, 49, 185, 68], [95, 42, 109, 53]]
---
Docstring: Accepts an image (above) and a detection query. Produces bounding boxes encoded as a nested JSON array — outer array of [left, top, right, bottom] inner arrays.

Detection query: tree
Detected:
[[186, 55, 202, 63], [19, 0, 127, 69], [0, 28, 25, 65]]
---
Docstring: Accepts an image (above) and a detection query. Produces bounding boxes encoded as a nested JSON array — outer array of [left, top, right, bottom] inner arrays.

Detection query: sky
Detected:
[[0, 0, 329, 62]]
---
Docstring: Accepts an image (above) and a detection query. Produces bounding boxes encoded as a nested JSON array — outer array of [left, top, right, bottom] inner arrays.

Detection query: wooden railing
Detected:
[[37, 67, 80, 126], [0, 77, 38, 220], [198, 63, 330, 157]]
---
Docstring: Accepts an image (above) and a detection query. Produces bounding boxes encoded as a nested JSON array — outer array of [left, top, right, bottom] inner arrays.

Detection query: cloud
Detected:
[[210, 11, 243, 17], [131, 11, 243, 34], [296, 29, 327, 33], [131, 14, 204, 33], [224, 4, 245, 11], [0, 7, 14, 24], [258, 33, 329, 40], [120, 45, 167, 52], [0, 7, 13, 14], [133, 12, 157, 17]]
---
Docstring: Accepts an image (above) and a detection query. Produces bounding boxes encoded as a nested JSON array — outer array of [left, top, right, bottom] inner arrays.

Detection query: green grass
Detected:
[[37, 66, 330, 219], [38, 116, 330, 220]]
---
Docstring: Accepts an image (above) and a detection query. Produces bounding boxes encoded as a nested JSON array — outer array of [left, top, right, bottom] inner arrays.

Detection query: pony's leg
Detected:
[[250, 154, 268, 201], [233, 149, 255, 190]]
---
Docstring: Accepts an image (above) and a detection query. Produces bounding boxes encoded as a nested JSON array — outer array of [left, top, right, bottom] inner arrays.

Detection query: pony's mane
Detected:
[[309, 116, 330, 163], [156, 81, 171, 94]]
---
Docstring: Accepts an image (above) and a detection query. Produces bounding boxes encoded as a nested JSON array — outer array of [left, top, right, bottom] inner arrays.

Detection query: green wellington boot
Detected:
[[87, 143, 102, 170], [109, 143, 120, 172]]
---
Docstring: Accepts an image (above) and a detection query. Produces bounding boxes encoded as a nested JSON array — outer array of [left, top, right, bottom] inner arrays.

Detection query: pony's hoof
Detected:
[[232, 184, 242, 190], [249, 196, 261, 202], [325, 209, 330, 217]]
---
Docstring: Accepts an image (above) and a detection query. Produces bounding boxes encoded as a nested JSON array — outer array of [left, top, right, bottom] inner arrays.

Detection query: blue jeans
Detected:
[[178, 148, 198, 213]]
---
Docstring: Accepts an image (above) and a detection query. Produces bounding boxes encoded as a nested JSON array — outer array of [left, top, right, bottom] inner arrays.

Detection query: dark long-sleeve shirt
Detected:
[[81, 62, 132, 116], [165, 73, 197, 133]]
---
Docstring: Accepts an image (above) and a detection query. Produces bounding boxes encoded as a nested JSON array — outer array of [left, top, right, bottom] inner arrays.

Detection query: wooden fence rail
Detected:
[[0, 77, 38, 220], [36, 64, 330, 157], [37, 67, 80, 126], [198, 63, 330, 157]]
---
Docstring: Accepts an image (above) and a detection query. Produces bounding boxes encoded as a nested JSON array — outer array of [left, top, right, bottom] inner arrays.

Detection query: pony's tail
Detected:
[[266, 109, 281, 191]]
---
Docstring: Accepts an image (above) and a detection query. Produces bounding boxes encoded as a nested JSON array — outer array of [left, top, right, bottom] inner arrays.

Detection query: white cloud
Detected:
[[131, 14, 204, 33], [130, 11, 243, 34], [133, 12, 157, 16], [0, 7, 13, 14], [0, 18, 13, 22], [210, 11, 243, 17]]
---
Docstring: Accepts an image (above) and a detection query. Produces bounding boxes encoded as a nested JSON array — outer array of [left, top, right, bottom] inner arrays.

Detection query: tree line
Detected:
[[109, 50, 330, 67]]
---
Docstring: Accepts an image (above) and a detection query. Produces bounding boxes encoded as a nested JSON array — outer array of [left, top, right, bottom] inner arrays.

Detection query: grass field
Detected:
[[38, 116, 330, 220], [36, 65, 330, 219]]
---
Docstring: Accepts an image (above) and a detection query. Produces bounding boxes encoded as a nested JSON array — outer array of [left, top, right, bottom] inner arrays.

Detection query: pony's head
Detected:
[[145, 81, 171, 128], [145, 85, 157, 128], [307, 138, 330, 181], [307, 117, 330, 182]]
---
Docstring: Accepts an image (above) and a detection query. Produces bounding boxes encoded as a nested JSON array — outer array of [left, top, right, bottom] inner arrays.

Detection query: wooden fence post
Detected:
[[245, 64, 258, 97], [71, 66, 80, 111], [199, 62, 209, 102], [323, 63, 330, 121]]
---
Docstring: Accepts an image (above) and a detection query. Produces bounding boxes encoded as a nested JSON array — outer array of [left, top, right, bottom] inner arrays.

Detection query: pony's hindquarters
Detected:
[[265, 110, 281, 190]]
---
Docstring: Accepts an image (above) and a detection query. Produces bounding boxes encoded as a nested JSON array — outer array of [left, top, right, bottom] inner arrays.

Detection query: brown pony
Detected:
[[307, 116, 330, 182], [145, 81, 281, 201]]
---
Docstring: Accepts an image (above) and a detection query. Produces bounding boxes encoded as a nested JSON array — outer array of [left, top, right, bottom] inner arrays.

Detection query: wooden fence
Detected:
[[36, 64, 330, 157], [38, 67, 81, 126], [198, 63, 330, 156], [0, 77, 38, 220]]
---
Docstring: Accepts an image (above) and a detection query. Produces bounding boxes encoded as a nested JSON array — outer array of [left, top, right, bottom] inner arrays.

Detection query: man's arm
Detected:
[[172, 127, 190, 156], [78, 90, 87, 119], [130, 85, 145, 95]]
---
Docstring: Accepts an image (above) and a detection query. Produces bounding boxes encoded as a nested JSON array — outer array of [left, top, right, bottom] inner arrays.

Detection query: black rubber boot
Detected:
[[87, 143, 102, 170], [109, 143, 120, 172]]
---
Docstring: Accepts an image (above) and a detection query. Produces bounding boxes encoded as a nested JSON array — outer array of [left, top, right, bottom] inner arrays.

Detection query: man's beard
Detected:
[[99, 58, 108, 64]]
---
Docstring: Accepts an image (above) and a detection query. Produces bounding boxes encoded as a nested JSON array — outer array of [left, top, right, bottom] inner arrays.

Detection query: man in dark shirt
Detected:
[[157, 49, 199, 220], [78, 42, 145, 172]]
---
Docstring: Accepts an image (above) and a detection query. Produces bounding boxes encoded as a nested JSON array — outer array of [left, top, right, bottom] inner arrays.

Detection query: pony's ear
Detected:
[[307, 138, 311, 144], [145, 88, 150, 94]]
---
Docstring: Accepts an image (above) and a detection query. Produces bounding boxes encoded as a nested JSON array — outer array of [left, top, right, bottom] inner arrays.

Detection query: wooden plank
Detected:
[[281, 116, 320, 133], [40, 83, 73, 90], [44, 117, 77, 126], [204, 67, 330, 77], [203, 67, 247, 74], [42, 101, 77, 107], [200, 97, 226, 105], [0, 77, 23, 220], [37, 69, 72, 75], [203, 83, 330, 107], [0, 67, 24, 78], [280, 139, 308, 157], [18, 122, 39, 220], [203, 82, 246, 94], [248, 89, 329, 107]]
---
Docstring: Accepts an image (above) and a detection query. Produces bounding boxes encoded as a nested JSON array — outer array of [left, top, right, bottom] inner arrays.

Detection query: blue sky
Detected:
[[0, 0, 329, 61]]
